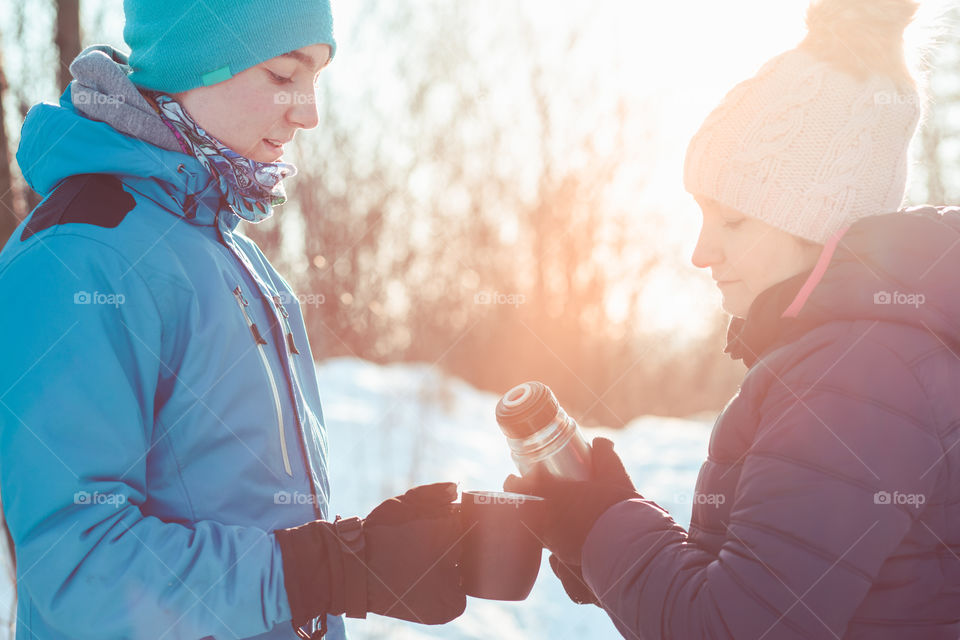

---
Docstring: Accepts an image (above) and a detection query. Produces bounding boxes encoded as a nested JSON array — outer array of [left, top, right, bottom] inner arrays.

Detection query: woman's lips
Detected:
[[263, 138, 284, 160]]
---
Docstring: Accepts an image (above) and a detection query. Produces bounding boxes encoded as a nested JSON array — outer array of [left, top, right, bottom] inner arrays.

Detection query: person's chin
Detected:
[[720, 294, 750, 318], [252, 149, 283, 163], [234, 140, 283, 163]]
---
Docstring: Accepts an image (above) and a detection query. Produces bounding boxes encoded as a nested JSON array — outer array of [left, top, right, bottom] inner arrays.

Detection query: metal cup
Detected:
[[459, 490, 545, 600]]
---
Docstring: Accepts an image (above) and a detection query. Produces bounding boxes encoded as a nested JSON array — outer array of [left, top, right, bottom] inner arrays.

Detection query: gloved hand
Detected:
[[548, 554, 600, 606], [504, 437, 640, 568], [275, 482, 466, 638]]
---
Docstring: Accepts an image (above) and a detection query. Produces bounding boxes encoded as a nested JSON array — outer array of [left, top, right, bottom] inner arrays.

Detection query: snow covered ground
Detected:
[[0, 357, 715, 640], [317, 358, 714, 640]]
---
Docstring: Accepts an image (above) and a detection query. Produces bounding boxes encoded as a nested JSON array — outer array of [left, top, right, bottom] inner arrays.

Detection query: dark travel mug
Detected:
[[459, 490, 545, 600]]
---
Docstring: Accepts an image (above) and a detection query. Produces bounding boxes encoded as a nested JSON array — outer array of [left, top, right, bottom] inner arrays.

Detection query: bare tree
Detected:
[[55, 0, 82, 93], [245, 1, 746, 425], [910, 5, 960, 205], [6, 1, 58, 221], [0, 46, 18, 249]]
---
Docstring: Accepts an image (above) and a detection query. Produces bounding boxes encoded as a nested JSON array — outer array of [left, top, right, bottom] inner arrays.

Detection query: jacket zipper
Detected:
[[217, 223, 324, 518], [232, 285, 294, 477], [272, 295, 300, 355]]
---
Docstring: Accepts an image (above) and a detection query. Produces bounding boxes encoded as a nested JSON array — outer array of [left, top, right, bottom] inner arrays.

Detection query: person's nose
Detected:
[[288, 89, 320, 130], [691, 223, 723, 270]]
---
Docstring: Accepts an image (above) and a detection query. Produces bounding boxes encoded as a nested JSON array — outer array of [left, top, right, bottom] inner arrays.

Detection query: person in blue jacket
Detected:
[[0, 2, 465, 639], [508, 0, 960, 638]]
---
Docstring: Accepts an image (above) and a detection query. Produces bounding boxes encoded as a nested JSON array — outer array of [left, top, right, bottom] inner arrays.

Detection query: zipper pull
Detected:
[[273, 295, 290, 319], [251, 324, 269, 345], [233, 286, 268, 345], [273, 295, 300, 355], [286, 333, 300, 355], [233, 286, 247, 306]]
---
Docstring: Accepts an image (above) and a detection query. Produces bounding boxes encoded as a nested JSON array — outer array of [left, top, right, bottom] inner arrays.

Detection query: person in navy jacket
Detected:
[[0, 2, 464, 638], [508, 1, 960, 638]]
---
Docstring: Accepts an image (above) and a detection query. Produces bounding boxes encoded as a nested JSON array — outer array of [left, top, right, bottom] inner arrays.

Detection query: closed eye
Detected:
[[723, 219, 745, 229], [267, 70, 293, 85]]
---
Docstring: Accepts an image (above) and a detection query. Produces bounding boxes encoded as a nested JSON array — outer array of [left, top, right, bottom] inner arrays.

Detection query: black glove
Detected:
[[276, 482, 466, 638], [526, 436, 637, 606], [503, 437, 640, 567]]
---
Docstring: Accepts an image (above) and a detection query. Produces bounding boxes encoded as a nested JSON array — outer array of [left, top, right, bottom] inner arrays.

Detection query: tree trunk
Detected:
[[55, 0, 81, 93], [0, 48, 18, 249]]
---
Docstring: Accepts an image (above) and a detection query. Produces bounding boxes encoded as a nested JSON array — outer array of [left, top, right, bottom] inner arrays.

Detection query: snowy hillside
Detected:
[[0, 358, 714, 640]]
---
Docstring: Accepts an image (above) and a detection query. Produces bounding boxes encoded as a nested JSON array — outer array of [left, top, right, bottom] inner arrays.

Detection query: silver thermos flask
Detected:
[[496, 381, 592, 481]]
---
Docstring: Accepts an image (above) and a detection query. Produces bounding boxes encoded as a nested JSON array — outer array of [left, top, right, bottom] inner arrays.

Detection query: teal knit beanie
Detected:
[[123, 0, 336, 93]]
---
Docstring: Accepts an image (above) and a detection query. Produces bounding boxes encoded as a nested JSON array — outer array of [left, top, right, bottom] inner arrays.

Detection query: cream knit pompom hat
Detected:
[[683, 0, 923, 245]]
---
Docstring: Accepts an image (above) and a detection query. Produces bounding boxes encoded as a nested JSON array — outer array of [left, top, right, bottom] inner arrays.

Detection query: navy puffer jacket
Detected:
[[581, 207, 960, 639]]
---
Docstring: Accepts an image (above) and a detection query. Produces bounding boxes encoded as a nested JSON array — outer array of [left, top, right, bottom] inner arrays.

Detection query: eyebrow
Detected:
[[281, 50, 319, 71]]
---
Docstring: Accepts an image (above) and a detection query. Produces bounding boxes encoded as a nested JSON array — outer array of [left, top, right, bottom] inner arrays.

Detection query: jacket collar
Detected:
[[723, 270, 811, 368], [723, 206, 960, 367]]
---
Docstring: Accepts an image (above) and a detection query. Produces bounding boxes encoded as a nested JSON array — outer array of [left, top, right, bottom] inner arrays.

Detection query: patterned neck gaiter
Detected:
[[147, 91, 296, 223]]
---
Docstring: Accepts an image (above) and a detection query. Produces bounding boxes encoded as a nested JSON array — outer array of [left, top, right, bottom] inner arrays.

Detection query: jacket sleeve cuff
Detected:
[[581, 498, 679, 598], [275, 521, 337, 628]]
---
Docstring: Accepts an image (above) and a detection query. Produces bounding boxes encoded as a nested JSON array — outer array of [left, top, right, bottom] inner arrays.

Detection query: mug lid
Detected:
[[495, 381, 561, 438]]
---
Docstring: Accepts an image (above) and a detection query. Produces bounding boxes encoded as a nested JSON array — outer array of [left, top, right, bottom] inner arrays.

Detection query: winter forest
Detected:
[[3, 0, 957, 426]]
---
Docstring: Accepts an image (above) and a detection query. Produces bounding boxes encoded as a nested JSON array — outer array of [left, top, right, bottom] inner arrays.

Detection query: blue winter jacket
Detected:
[[582, 208, 960, 639], [0, 50, 346, 639]]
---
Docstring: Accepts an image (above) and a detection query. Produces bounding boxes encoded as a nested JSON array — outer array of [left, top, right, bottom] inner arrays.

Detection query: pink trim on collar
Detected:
[[781, 226, 851, 319]]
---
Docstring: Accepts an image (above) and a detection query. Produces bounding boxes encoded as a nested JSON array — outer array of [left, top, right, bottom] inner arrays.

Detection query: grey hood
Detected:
[[69, 44, 181, 153]]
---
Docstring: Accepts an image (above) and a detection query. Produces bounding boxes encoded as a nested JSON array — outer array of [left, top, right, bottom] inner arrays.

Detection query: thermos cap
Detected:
[[495, 381, 560, 439]]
